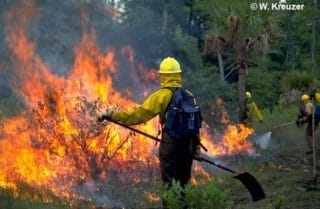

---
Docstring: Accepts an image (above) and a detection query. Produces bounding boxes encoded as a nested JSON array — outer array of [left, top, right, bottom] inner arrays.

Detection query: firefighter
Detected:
[[97, 57, 201, 207], [296, 94, 319, 155], [243, 91, 263, 125]]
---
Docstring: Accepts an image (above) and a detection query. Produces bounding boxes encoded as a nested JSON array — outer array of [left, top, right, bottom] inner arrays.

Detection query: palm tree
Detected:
[[195, 0, 280, 123]]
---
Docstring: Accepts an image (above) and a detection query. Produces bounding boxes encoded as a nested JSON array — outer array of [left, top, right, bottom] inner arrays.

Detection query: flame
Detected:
[[145, 192, 161, 202], [0, 0, 255, 204], [201, 98, 255, 156]]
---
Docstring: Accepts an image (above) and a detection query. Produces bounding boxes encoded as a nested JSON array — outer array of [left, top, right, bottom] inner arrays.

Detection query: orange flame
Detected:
[[0, 0, 255, 203]]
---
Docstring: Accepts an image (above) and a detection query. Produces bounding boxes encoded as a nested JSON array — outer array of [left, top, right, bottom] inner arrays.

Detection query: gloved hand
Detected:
[[296, 118, 306, 127], [259, 120, 263, 124], [97, 108, 113, 122], [193, 145, 201, 159]]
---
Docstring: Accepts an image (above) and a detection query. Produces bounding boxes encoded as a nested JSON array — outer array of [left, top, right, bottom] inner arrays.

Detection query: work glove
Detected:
[[193, 145, 202, 159], [295, 118, 306, 127], [97, 108, 113, 122]]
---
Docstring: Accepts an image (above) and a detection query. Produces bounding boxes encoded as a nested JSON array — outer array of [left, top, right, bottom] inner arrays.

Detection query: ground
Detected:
[[104, 123, 320, 209], [223, 124, 320, 209], [1, 123, 320, 209]]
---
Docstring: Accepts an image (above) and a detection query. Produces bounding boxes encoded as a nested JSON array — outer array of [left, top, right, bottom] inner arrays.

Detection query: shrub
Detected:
[[281, 70, 314, 91], [157, 179, 232, 209]]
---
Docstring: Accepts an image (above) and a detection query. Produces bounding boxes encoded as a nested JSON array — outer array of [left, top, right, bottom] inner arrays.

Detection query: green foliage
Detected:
[[184, 180, 232, 209], [173, 26, 203, 71], [252, 104, 298, 134], [267, 195, 286, 209], [273, 0, 320, 78], [280, 70, 314, 91], [158, 179, 232, 209], [0, 186, 77, 209], [247, 68, 281, 109], [159, 181, 183, 209], [184, 66, 238, 125], [194, 0, 281, 39]]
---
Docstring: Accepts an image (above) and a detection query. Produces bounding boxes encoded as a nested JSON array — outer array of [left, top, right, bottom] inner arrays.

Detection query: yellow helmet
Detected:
[[301, 94, 310, 103], [246, 91, 251, 99], [159, 57, 182, 74], [315, 92, 320, 102]]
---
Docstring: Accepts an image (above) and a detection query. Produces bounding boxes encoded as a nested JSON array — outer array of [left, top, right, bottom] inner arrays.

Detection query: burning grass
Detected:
[[0, 1, 257, 207]]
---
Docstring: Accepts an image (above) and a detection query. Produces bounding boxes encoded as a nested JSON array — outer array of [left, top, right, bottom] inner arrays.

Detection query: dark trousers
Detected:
[[159, 133, 194, 186], [159, 133, 195, 209]]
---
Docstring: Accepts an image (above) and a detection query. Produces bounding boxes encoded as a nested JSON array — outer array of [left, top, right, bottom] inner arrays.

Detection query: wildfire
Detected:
[[0, 0, 255, 204]]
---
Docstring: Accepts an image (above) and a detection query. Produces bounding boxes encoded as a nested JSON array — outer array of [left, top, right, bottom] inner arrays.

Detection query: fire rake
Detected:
[[101, 118, 266, 202]]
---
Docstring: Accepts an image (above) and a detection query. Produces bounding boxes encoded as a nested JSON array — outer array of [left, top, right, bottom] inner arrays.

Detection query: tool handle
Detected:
[[105, 118, 161, 142], [194, 157, 238, 174], [104, 118, 208, 151]]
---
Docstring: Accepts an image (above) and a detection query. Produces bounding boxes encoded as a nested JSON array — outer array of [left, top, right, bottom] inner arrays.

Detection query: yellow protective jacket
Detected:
[[246, 100, 263, 122], [111, 73, 182, 125], [304, 101, 314, 116]]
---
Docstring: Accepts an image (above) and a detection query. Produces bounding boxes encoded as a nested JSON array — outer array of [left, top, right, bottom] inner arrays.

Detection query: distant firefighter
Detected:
[[242, 91, 263, 125], [296, 93, 320, 155]]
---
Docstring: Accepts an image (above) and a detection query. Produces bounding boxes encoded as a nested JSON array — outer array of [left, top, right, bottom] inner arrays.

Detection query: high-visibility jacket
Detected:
[[246, 99, 263, 122], [111, 73, 182, 125], [304, 101, 313, 116]]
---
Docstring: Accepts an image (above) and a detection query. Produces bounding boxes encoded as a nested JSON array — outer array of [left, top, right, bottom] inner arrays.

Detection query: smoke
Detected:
[[1, 0, 160, 105]]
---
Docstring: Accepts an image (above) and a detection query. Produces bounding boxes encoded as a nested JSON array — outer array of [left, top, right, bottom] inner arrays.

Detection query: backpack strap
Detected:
[[160, 87, 179, 125]]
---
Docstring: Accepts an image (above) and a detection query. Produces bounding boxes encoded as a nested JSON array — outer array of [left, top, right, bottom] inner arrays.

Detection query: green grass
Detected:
[[251, 104, 298, 133], [0, 186, 92, 209], [0, 193, 72, 209], [219, 105, 320, 209]]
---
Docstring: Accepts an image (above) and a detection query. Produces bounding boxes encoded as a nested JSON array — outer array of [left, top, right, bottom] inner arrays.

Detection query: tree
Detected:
[[311, 0, 318, 78], [194, 0, 280, 123], [119, 0, 196, 61]]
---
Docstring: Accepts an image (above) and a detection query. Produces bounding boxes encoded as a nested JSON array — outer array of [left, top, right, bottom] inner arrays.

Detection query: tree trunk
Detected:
[[238, 63, 247, 123], [162, 2, 168, 33], [187, 0, 194, 35], [312, 0, 318, 78], [217, 52, 225, 80]]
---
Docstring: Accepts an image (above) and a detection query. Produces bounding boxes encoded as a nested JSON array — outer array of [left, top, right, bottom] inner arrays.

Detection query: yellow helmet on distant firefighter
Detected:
[[301, 94, 310, 104], [246, 91, 252, 99], [159, 57, 182, 74]]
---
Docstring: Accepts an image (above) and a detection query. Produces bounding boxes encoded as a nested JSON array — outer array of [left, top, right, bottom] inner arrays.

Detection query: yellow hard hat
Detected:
[[315, 92, 320, 102], [301, 94, 310, 103], [246, 91, 251, 98], [159, 57, 182, 74]]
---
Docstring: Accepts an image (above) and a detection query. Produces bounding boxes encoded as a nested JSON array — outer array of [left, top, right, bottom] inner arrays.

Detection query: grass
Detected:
[[1, 104, 320, 209], [0, 186, 93, 209], [220, 105, 320, 209], [0, 192, 72, 209]]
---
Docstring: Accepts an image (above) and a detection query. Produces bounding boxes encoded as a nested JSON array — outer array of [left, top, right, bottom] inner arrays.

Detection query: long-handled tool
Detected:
[[195, 157, 266, 201], [253, 121, 296, 150], [310, 98, 318, 190], [272, 121, 296, 129], [103, 118, 208, 151], [102, 118, 266, 202]]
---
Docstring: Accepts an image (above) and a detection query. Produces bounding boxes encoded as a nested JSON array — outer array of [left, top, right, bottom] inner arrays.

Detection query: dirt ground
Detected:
[[96, 124, 320, 209], [223, 125, 320, 209]]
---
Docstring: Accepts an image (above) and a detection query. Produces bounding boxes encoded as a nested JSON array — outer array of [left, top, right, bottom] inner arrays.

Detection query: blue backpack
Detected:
[[315, 104, 320, 122], [163, 87, 202, 140]]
